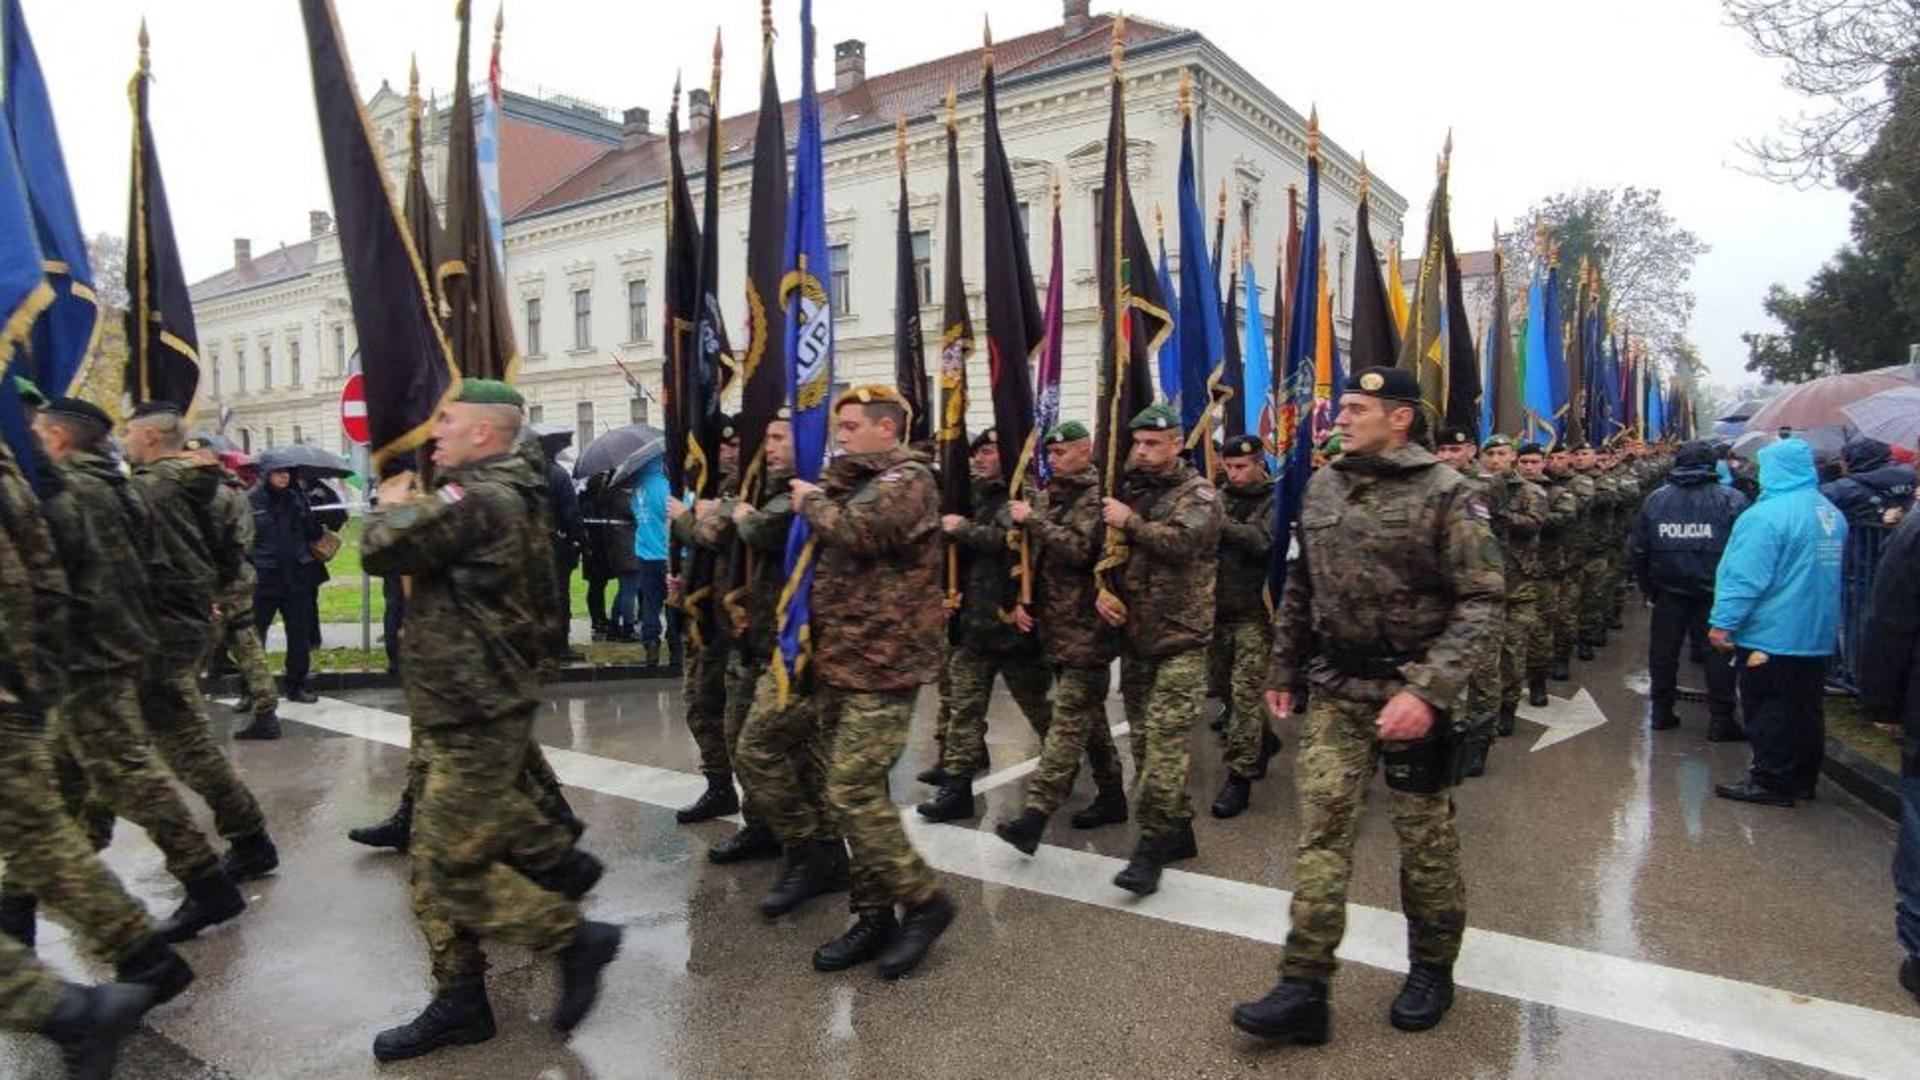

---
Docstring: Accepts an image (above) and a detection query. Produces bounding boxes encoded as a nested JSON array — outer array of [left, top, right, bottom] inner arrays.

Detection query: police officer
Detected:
[[1232, 367, 1502, 1044], [1210, 434, 1280, 819], [1630, 440, 1748, 738]]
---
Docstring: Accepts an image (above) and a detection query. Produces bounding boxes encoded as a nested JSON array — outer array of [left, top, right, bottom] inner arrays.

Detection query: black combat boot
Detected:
[[1496, 707, 1518, 737], [528, 849, 605, 900], [915, 779, 977, 823], [675, 773, 740, 824], [1211, 774, 1252, 819], [1251, 728, 1283, 778], [1113, 838, 1165, 897], [1209, 707, 1229, 733], [708, 824, 781, 865], [40, 982, 153, 1080], [1647, 702, 1679, 730], [284, 687, 319, 705], [1706, 715, 1746, 743], [1594, 628, 1609, 648], [813, 908, 898, 972], [553, 920, 622, 1032], [233, 710, 281, 740], [1165, 820, 1198, 862], [113, 935, 195, 1007], [1388, 963, 1456, 1031], [1069, 786, 1129, 830], [1576, 641, 1596, 661], [0, 894, 36, 946], [1231, 977, 1330, 1044], [914, 764, 950, 786], [1463, 739, 1490, 779], [1609, 613, 1624, 630], [372, 981, 496, 1062], [994, 809, 1048, 855], [1901, 956, 1920, 1005], [876, 891, 956, 979], [1550, 657, 1572, 681], [347, 794, 413, 851], [156, 870, 246, 943], [1527, 672, 1550, 708], [219, 831, 280, 883], [230, 696, 254, 715], [760, 839, 850, 918]]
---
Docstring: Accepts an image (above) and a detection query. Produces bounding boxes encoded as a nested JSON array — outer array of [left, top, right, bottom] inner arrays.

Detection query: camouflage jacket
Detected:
[[0, 523, 33, 714], [1025, 466, 1115, 669], [362, 452, 551, 726], [1269, 443, 1505, 709], [1576, 468, 1614, 553], [950, 477, 1037, 656], [673, 469, 738, 653], [1216, 476, 1275, 625], [1487, 471, 1548, 581], [695, 469, 794, 662], [1539, 471, 1581, 572], [213, 477, 258, 605], [42, 451, 157, 674], [802, 446, 944, 692], [0, 446, 69, 708], [1117, 460, 1223, 658], [132, 455, 239, 654]]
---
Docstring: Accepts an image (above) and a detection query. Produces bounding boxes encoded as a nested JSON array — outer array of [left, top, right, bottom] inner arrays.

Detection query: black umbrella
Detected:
[[257, 443, 354, 479], [610, 431, 669, 488], [572, 423, 662, 479], [185, 429, 237, 452], [528, 422, 574, 457]]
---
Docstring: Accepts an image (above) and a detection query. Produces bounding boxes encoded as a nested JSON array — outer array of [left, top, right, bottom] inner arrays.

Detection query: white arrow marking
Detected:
[[1516, 686, 1609, 751]]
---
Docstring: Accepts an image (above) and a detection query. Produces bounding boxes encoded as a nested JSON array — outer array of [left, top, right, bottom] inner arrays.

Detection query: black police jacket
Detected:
[[1629, 464, 1749, 598], [1860, 510, 1920, 746], [1820, 463, 1915, 526]]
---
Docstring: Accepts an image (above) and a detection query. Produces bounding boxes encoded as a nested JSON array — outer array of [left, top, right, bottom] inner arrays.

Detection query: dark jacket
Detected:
[[951, 476, 1037, 655], [250, 482, 322, 596], [1820, 438, 1915, 526], [1630, 462, 1750, 598], [1861, 509, 1920, 746], [546, 460, 586, 568], [1215, 476, 1275, 625], [581, 476, 639, 577]]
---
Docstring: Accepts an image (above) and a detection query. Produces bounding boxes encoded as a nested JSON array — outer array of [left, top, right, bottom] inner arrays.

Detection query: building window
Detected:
[[572, 288, 592, 350], [525, 297, 542, 356], [289, 338, 302, 387], [265, 426, 275, 449], [576, 401, 594, 447], [334, 325, 348, 374], [240, 428, 252, 454], [829, 244, 850, 313], [236, 344, 248, 394], [626, 279, 650, 343], [630, 395, 648, 426], [208, 344, 221, 396], [527, 404, 544, 425], [1016, 201, 1031, 244], [1090, 186, 1105, 262], [261, 342, 274, 390], [1337, 246, 1349, 312], [292, 424, 304, 445], [911, 231, 932, 299]]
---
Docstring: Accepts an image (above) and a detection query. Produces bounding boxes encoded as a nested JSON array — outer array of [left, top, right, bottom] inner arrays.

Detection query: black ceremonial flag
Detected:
[[935, 86, 973, 607], [1442, 225, 1480, 440], [401, 58, 444, 299], [893, 116, 930, 444], [439, 0, 518, 380], [736, 13, 787, 501], [124, 25, 199, 413], [979, 29, 1041, 498], [1348, 177, 1399, 368], [663, 82, 703, 498]]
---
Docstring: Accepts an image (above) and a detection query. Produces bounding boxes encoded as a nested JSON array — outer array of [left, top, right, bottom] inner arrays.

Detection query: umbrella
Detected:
[[185, 430, 237, 452], [522, 422, 574, 458], [572, 423, 662, 479], [1842, 385, 1920, 450], [1746, 370, 1914, 433], [1730, 430, 1776, 461], [1717, 397, 1771, 424], [609, 430, 669, 488], [257, 443, 354, 479]]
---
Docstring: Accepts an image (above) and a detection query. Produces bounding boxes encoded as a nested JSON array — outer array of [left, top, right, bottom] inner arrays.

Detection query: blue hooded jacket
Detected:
[[628, 457, 669, 562], [1709, 439, 1847, 656]]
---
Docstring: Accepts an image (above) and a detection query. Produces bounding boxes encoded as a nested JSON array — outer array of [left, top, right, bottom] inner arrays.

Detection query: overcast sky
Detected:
[[23, 0, 1851, 387]]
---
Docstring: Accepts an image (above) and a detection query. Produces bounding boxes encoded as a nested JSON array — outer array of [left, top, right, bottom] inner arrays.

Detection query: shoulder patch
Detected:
[[877, 469, 907, 484], [1196, 486, 1217, 502], [1465, 494, 1492, 522], [438, 483, 467, 504]]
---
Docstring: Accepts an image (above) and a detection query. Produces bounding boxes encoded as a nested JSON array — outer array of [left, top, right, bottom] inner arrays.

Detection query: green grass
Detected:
[[315, 518, 593, 624], [1826, 696, 1904, 774], [271, 639, 655, 674]]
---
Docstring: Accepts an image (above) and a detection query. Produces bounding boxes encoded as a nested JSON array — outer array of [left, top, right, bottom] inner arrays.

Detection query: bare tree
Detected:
[[87, 232, 128, 312]]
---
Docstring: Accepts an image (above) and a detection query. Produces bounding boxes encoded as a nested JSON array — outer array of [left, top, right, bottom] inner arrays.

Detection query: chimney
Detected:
[[688, 87, 712, 128], [233, 238, 252, 270], [621, 106, 651, 148], [308, 210, 333, 239], [1062, 0, 1091, 37], [834, 40, 866, 93]]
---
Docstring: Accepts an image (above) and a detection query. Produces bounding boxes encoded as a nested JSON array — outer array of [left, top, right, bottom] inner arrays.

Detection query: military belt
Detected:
[[1322, 649, 1417, 681]]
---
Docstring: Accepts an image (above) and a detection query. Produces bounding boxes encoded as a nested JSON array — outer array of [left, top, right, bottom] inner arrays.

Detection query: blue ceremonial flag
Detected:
[[1268, 126, 1320, 606], [1543, 262, 1566, 442], [3, 0, 93, 400], [1240, 251, 1271, 448], [775, 0, 832, 699], [1521, 270, 1555, 447], [1174, 89, 1224, 454], [1479, 323, 1495, 441], [0, 105, 53, 494], [1154, 228, 1179, 405]]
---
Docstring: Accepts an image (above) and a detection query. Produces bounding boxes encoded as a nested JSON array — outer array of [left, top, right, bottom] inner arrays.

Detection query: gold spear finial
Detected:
[[1441, 128, 1453, 175], [137, 18, 150, 73], [945, 82, 956, 130], [493, 3, 504, 38], [714, 26, 723, 65], [1052, 174, 1062, 211], [1359, 153, 1371, 203], [408, 54, 422, 117], [761, 0, 773, 44], [1306, 106, 1320, 159], [1216, 179, 1228, 224], [1179, 68, 1191, 118], [895, 113, 907, 173], [1154, 204, 1164, 241], [983, 15, 994, 69], [1111, 12, 1126, 70], [671, 72, 682, 116]]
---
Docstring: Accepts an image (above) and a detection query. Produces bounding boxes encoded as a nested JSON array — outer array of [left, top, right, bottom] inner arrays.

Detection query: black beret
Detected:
[[970, 428, 998, 453], [1221, 434, 1265, 459], [130, 400, 183, 419], [41, 396, 111, 430], [1437, 426, 1474, 447], [1344, 366, 1421, 404], [1515, 441, 1545, 456], [720, 414, 740, 441]]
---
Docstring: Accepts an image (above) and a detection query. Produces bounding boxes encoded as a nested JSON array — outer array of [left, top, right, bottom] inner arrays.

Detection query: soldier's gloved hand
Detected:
[[1264, 688, 1292, 721], [941, 514, 966, 534], [1100, 497, 1133, 527], [1008, 499, 1031, 525], [1375, 691, 1435, 742]]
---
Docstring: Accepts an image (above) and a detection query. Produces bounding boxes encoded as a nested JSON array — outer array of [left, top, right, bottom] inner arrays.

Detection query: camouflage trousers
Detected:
[[1024, 665, 1123, 816], [411, 707, 582, 990], [0, 926, 62, 1029], [685, 644, 732, 778], [0, 712, 153, 966], [1281, 693, 1466, 982], [723, 652, 762, 827], [1577, 549, 1611, 642], [217, 585, 276, 713], [1463, 630, 1501, 750], [734, 668, 836, 846], [1218, 621, 1277, 778], [139, 642, 267, 844], [1502, 583, 1545, 713], [1553, 561, 1583, 661], [1120, 650, 1204, 844], [821, 685, 936, 911], [1527, 576, 1557, 672], [938, 644, 1051, 777], [402, 729, 575, 872]]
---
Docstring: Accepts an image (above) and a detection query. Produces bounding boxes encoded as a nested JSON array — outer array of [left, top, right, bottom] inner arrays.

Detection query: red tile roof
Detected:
[[500, 116, 613, 216], [190, 239, 322, 303]]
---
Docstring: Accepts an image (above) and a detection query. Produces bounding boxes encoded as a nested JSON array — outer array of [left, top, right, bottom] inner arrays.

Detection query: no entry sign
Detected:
[[340, 373, 369, 446]]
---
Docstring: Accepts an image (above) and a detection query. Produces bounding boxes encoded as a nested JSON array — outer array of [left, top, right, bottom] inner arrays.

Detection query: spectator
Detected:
[[1822, 436, 1916, 691], [1858, 507, 1920, 1006], [1708, 439, 1846, 808], [252, 468, 324, 708], [544, 452, 586, 661], [625, 454, 670, 666], [581, 473, 638, 641], [301, 476, 347, 649], [1630, 440, 1748, 738]]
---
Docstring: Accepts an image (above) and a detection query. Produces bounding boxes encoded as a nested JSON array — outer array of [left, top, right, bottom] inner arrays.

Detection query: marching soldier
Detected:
[[361, 380, 618, 1062], [1232, 367, 1502, 1044], [1545, 445, 1591, 669], [671, 419, 744, 825], [1572, 443, 1612, 657], [995, 421, 1127, 852], [1098, 402, 1222, 896], [1481, 437, 1549, 735], [790, 385, 954, 979], [1515, 443, 1562, 705], [208, 458, 281, 739], [1433, 427, 1499, 776], [920, 428, 1053, 823], [1209, 434, 1281, 819]]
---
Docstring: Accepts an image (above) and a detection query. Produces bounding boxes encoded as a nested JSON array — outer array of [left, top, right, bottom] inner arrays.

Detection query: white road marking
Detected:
[[1517, 687, 1612, 751], [969, 722, 1130, 795], [280, 695, 1919, 1080]]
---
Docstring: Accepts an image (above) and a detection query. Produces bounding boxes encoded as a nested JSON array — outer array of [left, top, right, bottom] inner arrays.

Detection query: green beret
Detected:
[[455, 378, 525, 407], [42, 396, 110, 430], [970, 427, 999, 453], [1344, 365, 1421, 404], [1480, 434, 1513, 452], [1129, 402, 1180, 432], [1222, 434, 1265, 459], [1044, 420, 1089, 444], [11, 375, 45, 407], [1316, 433, 1343, 456]]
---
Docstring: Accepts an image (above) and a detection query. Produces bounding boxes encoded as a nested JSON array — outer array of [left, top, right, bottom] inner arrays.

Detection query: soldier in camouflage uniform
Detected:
[[1232, 367, 1502, 1045], [1541, 446, 1581, 679], [1548, 445, 1595, 663], [670, 420, 743, 825], [1572, 443, 1613, 657], [1482, 438, 1549, 738], [121, 402, 278, 941], [790, 385, 954, 979], [0, 515, 154, 1079], [1099, 403, 1222, 896], [919, 428, 1052, 823], [1433, 428, 1502, 777], [1515, 443, 1562, 704], [1209, 435, 1281, 819], [209, 465, 280, 736], [994, 421, 1127, 853], [360, 380, 619, 1062]]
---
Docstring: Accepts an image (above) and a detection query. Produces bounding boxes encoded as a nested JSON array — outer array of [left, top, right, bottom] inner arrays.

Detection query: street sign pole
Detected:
[[340, 370, 373, 658]]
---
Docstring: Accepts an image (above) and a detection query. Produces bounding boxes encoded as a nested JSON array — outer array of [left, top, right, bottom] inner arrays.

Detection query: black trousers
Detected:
[[256, 586, 317, 693], [585, 573, 613, 630], [1737, 650, 1827, 794], [382, 574, 405, 674], [1648, 590, 1736, 718]]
